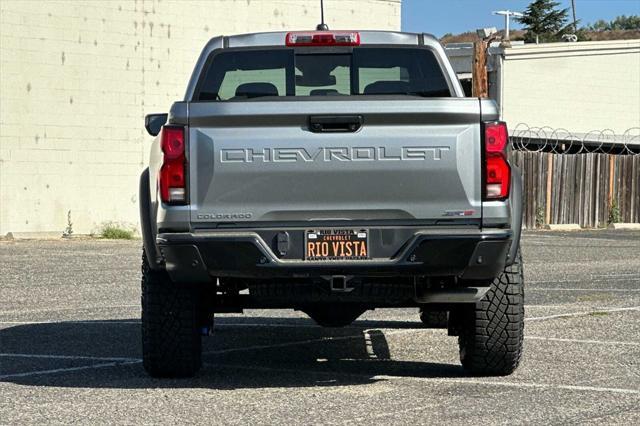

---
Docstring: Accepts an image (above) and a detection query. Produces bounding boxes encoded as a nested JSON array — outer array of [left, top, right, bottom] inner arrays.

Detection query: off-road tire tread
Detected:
[[458, 250, 524, 376], [141, 252, 201, 378]]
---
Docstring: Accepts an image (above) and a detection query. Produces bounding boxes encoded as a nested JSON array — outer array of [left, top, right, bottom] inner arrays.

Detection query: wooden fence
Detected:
[[510, 151, 640, 228]]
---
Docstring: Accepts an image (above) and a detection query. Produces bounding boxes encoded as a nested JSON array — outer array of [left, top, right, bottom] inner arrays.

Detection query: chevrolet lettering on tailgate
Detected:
[[220, 146, 450, 163]]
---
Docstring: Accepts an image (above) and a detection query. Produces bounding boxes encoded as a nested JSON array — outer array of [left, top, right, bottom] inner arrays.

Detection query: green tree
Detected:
[[609, 15, 640, 30], [516, 0, 570, 43], [588, 19, 609, 31], [585, 15, 640, 32]]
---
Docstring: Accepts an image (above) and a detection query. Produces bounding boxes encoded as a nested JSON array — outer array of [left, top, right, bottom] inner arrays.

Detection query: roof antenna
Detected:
[[316, 0, 329, 30]]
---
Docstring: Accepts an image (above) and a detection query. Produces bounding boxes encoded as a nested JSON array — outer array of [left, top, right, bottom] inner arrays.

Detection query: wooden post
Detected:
[[545, 153, 553, 225], [472, 40, 488, 98], [608, 155, 615, 211]]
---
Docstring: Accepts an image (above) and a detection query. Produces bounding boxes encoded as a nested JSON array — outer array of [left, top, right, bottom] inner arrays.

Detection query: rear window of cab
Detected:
[[195, 47, 452, 101]]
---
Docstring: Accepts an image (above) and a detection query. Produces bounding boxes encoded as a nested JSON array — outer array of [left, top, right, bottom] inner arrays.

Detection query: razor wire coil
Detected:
[[509, 123, 640, 155]]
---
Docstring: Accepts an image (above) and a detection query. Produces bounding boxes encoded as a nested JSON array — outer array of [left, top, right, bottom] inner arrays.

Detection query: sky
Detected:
[[401, 0, 640, 37]]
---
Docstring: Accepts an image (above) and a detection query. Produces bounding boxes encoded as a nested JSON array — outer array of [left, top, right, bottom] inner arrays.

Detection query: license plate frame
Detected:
[[304, 229, 369, 261]]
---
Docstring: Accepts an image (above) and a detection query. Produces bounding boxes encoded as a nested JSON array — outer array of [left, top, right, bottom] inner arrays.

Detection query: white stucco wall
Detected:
[[497, 40, 640, 136], [0, 0, 401, 235]]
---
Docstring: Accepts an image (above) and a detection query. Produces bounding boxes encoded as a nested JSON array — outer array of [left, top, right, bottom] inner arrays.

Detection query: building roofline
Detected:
[[500, 39, 640, 59]]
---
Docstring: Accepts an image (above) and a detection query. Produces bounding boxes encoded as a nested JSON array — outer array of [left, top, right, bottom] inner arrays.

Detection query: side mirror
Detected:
[[145, 113, 168, 136]]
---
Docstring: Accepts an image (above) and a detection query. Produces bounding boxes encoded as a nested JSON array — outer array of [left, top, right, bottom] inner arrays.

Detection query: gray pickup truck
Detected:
[[140, 30, 524, 378]]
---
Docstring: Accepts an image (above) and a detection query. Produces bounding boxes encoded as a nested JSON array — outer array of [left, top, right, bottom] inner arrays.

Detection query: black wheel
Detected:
[[141, 251, 202, 378], [419, 308, 448, 328], [305, 305, 366, 327], [458, 250, 524, 376]]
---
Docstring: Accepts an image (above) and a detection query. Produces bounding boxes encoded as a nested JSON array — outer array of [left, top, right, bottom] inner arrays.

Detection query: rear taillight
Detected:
[[483, 121, 510, 200], [159, 126, 187, 204], [285, 31, 360, 46]]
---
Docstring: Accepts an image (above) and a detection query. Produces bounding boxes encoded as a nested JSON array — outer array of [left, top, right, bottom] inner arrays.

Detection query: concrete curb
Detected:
[[2, 232, 141, 241], [607, 223, 640, 230], [4, 232, 63, 240], [544, 224, 582, 231]]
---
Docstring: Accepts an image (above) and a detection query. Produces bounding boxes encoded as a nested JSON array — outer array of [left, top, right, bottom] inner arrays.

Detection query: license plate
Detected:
[[305, 229, 369, 260]]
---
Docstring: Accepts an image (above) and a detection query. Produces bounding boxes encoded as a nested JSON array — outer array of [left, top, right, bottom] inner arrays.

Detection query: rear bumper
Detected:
[[156, 227, 512, 282]]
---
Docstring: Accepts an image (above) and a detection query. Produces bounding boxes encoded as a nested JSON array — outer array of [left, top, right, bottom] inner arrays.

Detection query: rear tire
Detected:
[[141, 252, 202, 378], [305, 305, 366, 327], [458, 250, 524, 376]]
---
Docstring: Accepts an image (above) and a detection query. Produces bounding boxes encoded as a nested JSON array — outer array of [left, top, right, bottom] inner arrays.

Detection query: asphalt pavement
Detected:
[[1, 230, 639, 424]]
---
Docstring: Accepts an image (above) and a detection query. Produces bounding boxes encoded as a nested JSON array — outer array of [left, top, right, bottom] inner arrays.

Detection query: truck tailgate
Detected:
[[188, 99, 482, 225]]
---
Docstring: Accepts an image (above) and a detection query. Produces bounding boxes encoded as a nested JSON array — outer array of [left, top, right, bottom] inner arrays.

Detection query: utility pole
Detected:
[[493, 10, 524, 40], [571, 0, 578, 32], [472, 28, 500, 98], [472, 40, 488, 98]]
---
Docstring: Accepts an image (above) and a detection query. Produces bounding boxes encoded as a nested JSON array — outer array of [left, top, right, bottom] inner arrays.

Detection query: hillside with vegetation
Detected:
[[440, 13, 640, 44]]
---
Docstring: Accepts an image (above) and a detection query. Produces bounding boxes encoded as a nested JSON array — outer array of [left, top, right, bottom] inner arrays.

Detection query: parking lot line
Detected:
[[425, 378, 640, 395], [202, 307, 640, 355], [208, 362, 640, 395], [0, 320, 141, 325], [524, 235, 640, 244], [1, 303, 638, 329], [0, 304, 139, 316], [0, 360, 140, 380], [2, 314, 638, 381], [205, 315, 640, 355], [1, 304, 638, 383], [525, 305, 574, 308], [203, 329, 417, 356], [528, 277, 640, 284], [0, 353, 140, 362], [528, 288, 640, 292], [525, 306, 640, 322], [525, 337, 640, 346]]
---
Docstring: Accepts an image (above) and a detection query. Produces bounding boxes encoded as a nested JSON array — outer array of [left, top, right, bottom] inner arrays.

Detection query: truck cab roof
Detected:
[[222, 30, 440, 48]]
